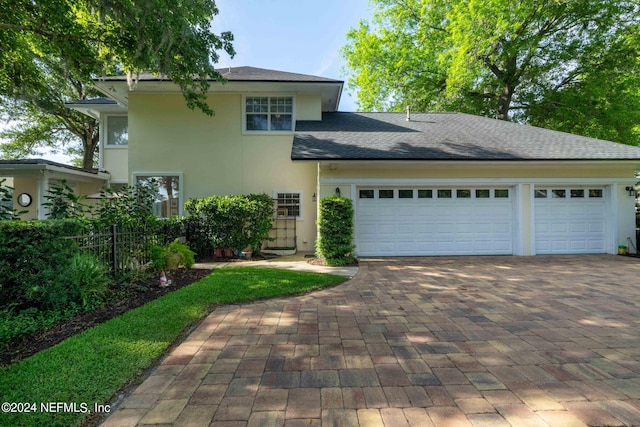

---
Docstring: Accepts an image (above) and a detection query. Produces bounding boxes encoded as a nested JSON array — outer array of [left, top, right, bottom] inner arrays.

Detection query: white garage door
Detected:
[[356, 188, 514, 256], [534, 187, 606, 254]]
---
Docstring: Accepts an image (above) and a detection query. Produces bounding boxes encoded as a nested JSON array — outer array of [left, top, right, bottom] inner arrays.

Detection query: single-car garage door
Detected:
[[356, 187, 514, 256], [534, 187, 607, 254]]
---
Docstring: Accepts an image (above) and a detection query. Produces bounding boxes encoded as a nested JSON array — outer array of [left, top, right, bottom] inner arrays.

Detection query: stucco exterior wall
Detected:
[[319, 161, 638, 256], [13, 177, 38, 220], [127, 92, 318, 250], [296, 94, 322, 121]]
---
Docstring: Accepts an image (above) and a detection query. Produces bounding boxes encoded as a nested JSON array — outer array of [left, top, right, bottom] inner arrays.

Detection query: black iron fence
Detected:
[[66, 223, 183, 274]]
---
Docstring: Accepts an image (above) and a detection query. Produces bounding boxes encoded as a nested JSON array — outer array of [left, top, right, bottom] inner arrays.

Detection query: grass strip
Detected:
[[0, 267, 347, 427]]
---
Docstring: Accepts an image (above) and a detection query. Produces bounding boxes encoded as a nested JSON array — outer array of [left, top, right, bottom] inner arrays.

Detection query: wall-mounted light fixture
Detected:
[[335, 187, 341, 197], [312, 193, 317, 202], [626, 186, 637, 197]]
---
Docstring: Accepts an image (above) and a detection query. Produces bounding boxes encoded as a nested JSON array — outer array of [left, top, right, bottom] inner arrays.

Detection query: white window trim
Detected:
[[242, 94, 295, 135], [273, 190, 304, 221], [104, 114, 129, 148], [132, 172, 183, 217]]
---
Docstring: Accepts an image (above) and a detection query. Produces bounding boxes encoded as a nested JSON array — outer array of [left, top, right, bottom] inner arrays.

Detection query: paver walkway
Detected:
[[102, 255, 640, 426]]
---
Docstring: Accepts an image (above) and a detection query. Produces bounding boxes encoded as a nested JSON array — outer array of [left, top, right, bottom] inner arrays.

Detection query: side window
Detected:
[[106, 115, 128, 146], [246, 96, 293, 132], [275, 192, 301, 218], [135, 175, 181, 218]]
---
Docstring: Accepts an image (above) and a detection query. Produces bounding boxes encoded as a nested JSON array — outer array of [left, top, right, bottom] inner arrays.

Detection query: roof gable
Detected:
[[292, 112, 640, 161]]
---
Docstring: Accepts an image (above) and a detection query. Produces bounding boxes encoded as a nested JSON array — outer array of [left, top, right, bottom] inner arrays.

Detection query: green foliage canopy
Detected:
[[342, 0, 640, 144], [0, 0, 235, 115]]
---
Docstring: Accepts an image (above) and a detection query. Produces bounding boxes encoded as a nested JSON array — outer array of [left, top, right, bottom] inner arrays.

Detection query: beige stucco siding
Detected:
[[320, 161, 637, 180], [319, 161, 639, 256], [12, 177, 38, 219], [127, 93, 318, 249], [296, 94, 322, 121], [102, 148, 128, 182]]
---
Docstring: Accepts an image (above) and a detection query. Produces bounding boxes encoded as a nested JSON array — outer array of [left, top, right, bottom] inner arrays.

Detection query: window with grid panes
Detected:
[[276, 192, 300, 218], [245, 97, 292, 131]]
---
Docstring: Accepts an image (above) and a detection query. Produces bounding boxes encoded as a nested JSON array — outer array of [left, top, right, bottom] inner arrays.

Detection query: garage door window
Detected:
[[359, 189, 374, 198], [457, 189, 471, 198], [437, 189, 452, 198], [536, 188, 604, 199], [399, 189, 414, 198], [476, 189, 490, 198], [418, 189, 432, 198], [379, 190, 394, 199], [495, 189, 510, 198]]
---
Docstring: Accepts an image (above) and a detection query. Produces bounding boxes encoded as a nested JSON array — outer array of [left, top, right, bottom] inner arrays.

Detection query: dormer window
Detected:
[[245, 96, 293, 132]]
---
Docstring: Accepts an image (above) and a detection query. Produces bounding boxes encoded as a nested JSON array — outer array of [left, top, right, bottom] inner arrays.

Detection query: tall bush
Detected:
[[184, 194, 274, 254], [316, 196, 356, 266], [0, 220, 86, 309]]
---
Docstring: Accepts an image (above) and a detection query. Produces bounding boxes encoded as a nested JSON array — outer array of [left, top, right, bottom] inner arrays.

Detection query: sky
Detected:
[[4, 0, 374, 164], [210, 0, 372, 111]]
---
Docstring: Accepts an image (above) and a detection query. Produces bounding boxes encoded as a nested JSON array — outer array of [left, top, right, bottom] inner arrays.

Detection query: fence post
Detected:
[[112, 224, 118, 274]]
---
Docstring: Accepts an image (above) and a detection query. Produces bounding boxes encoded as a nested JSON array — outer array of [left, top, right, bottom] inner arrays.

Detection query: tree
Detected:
[[0, 59, 101, 169], [342, 0, 640, 144], [0, 0, 235, 167], [1, 0, 234, 114]]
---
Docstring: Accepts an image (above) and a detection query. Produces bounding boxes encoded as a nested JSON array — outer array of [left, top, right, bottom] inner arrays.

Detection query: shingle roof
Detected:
[[99, 66, 342, 83], [292, 112, 640, 161]]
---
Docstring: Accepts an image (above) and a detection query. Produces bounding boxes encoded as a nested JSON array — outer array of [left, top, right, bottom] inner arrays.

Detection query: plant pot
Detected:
[[214, 248, 223, 258], [224, 248, 234, 258]]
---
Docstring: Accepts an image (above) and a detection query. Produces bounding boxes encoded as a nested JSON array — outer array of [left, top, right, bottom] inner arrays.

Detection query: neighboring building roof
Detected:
[[0, 159, 104, 175], [292, 112, 640, 161], [65, 97, 127, 118], [99, 66, 343, 84]]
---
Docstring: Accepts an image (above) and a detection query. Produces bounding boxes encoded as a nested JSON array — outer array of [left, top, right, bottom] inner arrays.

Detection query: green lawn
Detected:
[[0, 267, 347, 427]]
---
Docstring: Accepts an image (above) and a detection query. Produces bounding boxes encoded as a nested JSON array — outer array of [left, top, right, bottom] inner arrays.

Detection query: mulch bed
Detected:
[[0, 268, 211, 366]]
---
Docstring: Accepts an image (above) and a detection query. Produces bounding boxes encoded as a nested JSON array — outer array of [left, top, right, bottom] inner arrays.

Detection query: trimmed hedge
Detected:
[[316, 196, 356, 266], [184, 194, 274, 253]]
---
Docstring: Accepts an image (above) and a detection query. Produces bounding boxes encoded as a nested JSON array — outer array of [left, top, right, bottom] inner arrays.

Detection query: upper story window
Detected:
[[245, 96, 293, 132], [106, 115, 128, 146]]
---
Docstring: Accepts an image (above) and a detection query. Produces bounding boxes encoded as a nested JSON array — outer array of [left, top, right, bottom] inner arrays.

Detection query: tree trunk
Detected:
[[81, 127, 99, 170], [495, 84, 514, 121]]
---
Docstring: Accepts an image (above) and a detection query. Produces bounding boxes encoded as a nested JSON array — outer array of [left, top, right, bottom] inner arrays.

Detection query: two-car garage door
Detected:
[[355, 186, 608, 256], [356, 187, 514, 256]]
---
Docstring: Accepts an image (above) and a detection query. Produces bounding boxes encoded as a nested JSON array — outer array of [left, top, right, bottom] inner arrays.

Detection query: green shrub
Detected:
[[0, 220, 86, 310], [316, 196, 356, 266], [43, 179, 90, 220], [150, 239, 195, 271], [92, 180, 159, 226], [184, 194, 274, 254], [65, 252, 110, 310]]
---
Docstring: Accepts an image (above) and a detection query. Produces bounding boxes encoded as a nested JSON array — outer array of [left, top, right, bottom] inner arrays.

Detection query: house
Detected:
[[0, 159, 109, 219], [3, 66, 640, 256]]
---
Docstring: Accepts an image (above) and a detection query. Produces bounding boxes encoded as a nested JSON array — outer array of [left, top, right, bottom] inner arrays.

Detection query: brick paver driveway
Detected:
[[103, 255, 640, 426]]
